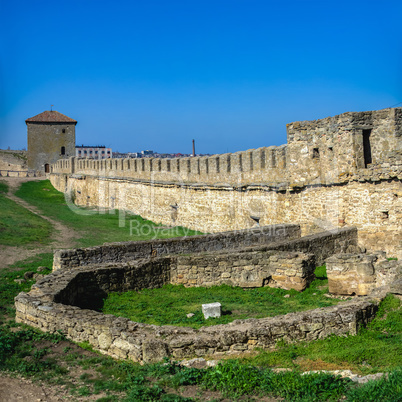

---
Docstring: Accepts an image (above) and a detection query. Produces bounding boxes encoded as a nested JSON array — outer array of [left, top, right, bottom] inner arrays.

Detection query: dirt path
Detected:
[[0, 373, 113, 401], [0, 374, 66, 401], [0, 177, 78, 267], [0, 177, 83, 401]]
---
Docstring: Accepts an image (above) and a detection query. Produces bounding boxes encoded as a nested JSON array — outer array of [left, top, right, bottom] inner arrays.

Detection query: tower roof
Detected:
[[25, 110, 77, 124]]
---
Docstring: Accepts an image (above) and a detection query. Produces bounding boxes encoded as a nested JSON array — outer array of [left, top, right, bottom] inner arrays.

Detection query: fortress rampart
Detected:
[[50, 108, 402, 256]]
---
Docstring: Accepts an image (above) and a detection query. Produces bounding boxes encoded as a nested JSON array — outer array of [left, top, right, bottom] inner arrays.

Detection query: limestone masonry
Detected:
[[326, 253, 402, 296], [18, 226, 390, 363], [50, 108, 402, 256], [14, 108, 402, 364], [49, 108, 402, 256]]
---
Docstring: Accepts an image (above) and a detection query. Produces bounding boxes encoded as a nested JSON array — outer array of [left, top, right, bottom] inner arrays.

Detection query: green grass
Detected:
[[1, 327, 400, 401], [1, 179, 401, 400], [0, 253, 53, 319], [200, 359, 402, 401], [102, 266, 344, 329], [0, 181, 52, 246], [1, 254, 401, 400], [15, 180, 202, 247], [242, 294, 402, 374]]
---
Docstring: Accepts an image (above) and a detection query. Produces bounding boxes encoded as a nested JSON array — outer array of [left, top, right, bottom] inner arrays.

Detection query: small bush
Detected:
[[202, 360, 264, 397], [170, 366, 204, 387], [264, 370, 351, 401], [123, 384, 164, 401]]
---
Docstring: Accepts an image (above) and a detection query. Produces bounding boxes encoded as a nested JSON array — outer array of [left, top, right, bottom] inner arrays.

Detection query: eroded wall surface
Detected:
[[50, 108, 402, 256]]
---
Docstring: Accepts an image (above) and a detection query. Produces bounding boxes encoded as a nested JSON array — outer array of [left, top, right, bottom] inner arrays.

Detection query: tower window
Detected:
[[62, 129, 66, 133], [61, 146, 66, 155]]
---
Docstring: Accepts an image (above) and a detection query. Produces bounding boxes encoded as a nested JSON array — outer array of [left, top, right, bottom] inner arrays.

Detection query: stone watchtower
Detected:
[[26, 110, 77, 172]]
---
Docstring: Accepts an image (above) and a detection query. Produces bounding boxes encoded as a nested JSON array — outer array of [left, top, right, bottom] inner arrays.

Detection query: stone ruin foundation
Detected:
[[14, 225, 401, 364], [326, 253, 402, 296]]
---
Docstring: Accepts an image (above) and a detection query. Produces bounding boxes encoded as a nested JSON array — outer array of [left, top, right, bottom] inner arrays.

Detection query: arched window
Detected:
[[61, 146, 66, 155]]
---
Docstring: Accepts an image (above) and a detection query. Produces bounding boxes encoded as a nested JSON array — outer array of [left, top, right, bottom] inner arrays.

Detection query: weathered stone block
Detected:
[[326, 253, 402, 295], [142, 340, 169, 363], [202, 302, 221, 319], [98, 333, 112, 350]]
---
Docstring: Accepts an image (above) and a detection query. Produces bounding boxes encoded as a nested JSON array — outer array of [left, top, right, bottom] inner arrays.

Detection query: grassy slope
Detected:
[[15, 180, 202, 247], [0, 181, 52, 246]]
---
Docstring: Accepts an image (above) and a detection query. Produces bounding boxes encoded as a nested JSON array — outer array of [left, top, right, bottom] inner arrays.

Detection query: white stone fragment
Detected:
[[202, 302, 221, 319]]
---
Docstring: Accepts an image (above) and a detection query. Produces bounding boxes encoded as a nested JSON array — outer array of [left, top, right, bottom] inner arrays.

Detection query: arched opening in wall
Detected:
[[363, 129, 372, 167], [61, 146, 66, 155], [44, 163, 50, 173]]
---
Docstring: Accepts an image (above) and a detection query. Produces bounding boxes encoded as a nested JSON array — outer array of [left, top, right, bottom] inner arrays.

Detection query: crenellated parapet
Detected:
[[49, 108, 402, 256], [52, 144, 288, 186], [52, 107, 401, 188]]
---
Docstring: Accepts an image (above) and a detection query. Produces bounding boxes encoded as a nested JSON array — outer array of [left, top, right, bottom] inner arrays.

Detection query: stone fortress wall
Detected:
[[49, 108, 402, 256], [0, 150, 27, 173]]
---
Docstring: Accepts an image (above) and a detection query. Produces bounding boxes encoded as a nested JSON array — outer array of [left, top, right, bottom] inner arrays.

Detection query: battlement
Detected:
[[51, 108, 402, 187], [53, 144, 288, 186], [49, 108, 402, 256]]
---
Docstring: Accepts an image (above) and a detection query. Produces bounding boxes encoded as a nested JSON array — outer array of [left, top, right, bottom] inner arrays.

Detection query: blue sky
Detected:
[[1, 0, 401, 154]]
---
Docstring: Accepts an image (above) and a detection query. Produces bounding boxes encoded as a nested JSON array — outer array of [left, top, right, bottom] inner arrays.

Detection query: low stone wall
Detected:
[[15, 256, 386, 364], [53, 225, 357, 271], [173, 251, 315, 291], [326, 253, 402, 295], [53, 224, 300, 270], [238, 226, 359, 266]]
